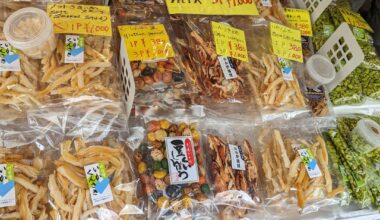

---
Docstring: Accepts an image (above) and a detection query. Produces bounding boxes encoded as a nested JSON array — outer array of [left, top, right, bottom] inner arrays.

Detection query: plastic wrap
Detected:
[[254, 0, 288, 24], [312, 9, 336, 51], [201, 118, 263, 219], [133, 108, 213, 219], [256, 120, 345, 216], [47, 130, 143, 219]]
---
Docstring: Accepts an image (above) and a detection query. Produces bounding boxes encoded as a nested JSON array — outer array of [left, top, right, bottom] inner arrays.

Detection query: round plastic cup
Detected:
[[305, 54, 336, 89], [3, 7, 56, 59], [355, 119, 380, 150]]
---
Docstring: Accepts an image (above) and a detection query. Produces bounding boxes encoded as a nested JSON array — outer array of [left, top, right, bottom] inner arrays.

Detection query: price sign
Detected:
[[270, 22, 303, 63], [211, 22, 248, 62], [166, 0, 258, 15], [47, 4, 112, 36], [339, 8, 373, 32], [285, 8, 313, 37], [118, 24, 175, 61]]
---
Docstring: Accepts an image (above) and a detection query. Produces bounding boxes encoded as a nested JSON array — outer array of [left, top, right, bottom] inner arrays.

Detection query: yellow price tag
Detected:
[[166, 0, 258, 15], [339, 8, 373, 32], [285, 8, 313, 37], [118, 24, 175, 61], [270, 22, 303, 63], [211, 22, 248, 62], [47, 4, 112, 36]]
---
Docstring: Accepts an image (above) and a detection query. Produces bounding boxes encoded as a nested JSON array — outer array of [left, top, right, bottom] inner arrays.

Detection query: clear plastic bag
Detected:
[[254, 0, 288, 25], [47, 129, 143, 220], [256, 119, 345, 216], [201, 118, 263, 219], [312, 9, 336, 51], [134, 108, 214, 219]]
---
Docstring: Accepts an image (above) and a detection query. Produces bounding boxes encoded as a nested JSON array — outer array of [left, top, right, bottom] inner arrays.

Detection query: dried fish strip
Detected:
[[260, 129, 344, 209], [48, 137, 137, 220], [0, 147, 48, 220]]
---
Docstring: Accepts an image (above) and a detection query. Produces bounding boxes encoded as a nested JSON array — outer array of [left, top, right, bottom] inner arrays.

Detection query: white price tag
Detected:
[[65, 35, 84, 64], [0, 164, 16, 208], [278, 57, 293, 81], [218, 56, 238, 80], [228, 144, 246, 171], [84, 162, 113, 206], [0, 41, 21, 72], [297, 148, 322, 178], [166, 136, 199, 184]]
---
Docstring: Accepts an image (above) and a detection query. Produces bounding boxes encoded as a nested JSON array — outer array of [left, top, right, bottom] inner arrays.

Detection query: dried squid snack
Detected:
[[48, 134, 141, 220], [254, 0, 288, 24], [38, 34, 120, 102], [134, 118, 213, 219], [0, 146, 48, 219], [257, 121, 345, 216]]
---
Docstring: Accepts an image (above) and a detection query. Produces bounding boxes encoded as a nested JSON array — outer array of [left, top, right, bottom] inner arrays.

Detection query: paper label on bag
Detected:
[[261, 0, 271, 7], [166, 0, 259, 15], [118, 24, 175, 61], [352, 27, 374, 44], [47, 4, 112, 36], [376, 163, 380, 171], [0, 164, 15, 208], [228, 144, 246, 171], [297, 148, 322, 178], [212, 22, 248, 62], [0, 41, 21, 72], [218, 56, 237, 79], [278, 57, 293, 81], [166, 136, 199, 184], [64, 35, 84, 63], [339, 8, 373, 32], [285, 8, 313, 37], [270, 22, 303, 63], [84, 162, 113, 206]]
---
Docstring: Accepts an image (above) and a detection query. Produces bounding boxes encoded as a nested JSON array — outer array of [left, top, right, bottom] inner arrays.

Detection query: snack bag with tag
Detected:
[[256, 118, 346, 216], [133, 107, 214, 219], [201, 116, 264, 219]]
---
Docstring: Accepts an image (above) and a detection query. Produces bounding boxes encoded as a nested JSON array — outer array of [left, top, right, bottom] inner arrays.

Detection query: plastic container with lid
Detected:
[[304, 54, 336, 89], [3, 7, 56, 59], [350, 118, 380, 154]]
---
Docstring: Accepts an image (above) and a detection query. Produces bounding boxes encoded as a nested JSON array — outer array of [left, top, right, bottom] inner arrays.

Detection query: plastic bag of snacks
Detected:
[[134, 108, 214, 219], [47, 129, 143, 219], [254, 0, 288, 24], [201, 117, 263, 219], [256, 119, 345, 216], [115, 5, 189, 107], [312, 8, 336, 51]]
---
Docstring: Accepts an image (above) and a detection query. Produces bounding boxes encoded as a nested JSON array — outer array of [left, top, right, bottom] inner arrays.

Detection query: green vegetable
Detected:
[[362, 68, 380, 99], [312, 9, 335, 50], [152, 161, 162, 171], [161, 158, 168, 170], [329, 68, 363, 105]]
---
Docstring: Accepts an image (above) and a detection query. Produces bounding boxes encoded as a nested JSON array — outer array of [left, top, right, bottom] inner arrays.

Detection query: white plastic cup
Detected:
[[3, 7, 56, 59], [352, 119, 380, 153], [305, 54, 336, 89]]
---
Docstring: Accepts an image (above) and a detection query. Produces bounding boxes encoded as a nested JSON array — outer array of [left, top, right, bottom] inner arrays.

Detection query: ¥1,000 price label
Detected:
[[270, 22, 303, 63], [47, 4, 112, 36], [118, 24, 175, 61], [212, 22, 248, 62], [285, 8, 313, 37]]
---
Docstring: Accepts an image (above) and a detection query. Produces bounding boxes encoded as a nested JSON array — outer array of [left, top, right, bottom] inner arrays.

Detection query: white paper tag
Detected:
[[0, 164, 16, 208], [278, 57, 293, 81], [261, 0, 272, 7], [218, 56, 238, 80], [228, 144, 246, 171], [84, 162, 113, 206], [0, 41, 21, 72], [65, 35, 84, 64], [166, 136, 199, 184], [297, 148, 322, 178]]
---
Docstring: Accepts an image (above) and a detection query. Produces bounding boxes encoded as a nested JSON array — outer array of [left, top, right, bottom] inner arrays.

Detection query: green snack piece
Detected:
[[201, 184, 210, 194], [362, 68, 380, 100], [329, 68, 363, 106], [161, 158, 168, 170], [152, 161, 162, 171]]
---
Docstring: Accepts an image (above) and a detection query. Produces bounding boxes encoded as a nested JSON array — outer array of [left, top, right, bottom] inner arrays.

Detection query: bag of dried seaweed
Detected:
[[201, 117, 263, 219], [256, 119, 345, 216], [47, 127, 143, 220], [115, 5, 189, 108], [133, 107, 214, 219]]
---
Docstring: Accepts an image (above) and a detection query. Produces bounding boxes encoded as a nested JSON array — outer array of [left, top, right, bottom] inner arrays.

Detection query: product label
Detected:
[[0, 164, 15, 208], [47, 4, 112, 36], [64, 35, 84, 63], [352, 27, 374, 44], [261, 0, 271, 7], [212, 22, 248, 62], [166, 136, 199, 184], [84, 162, 113, 206], [278, 57, 293, 80], [305, 86, 325, 101], [166, 0, 259, 15], [228, 144, 246, 170], [292, 145, 322, 178], [118, 24, 175, 61], [270, 22, 303, 63], [0, 41, 21, 72], [376, 163, 380, 171], [218, 56, 238, 79], [285, 8, 313, 37], [339, 8, 373, 32]]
